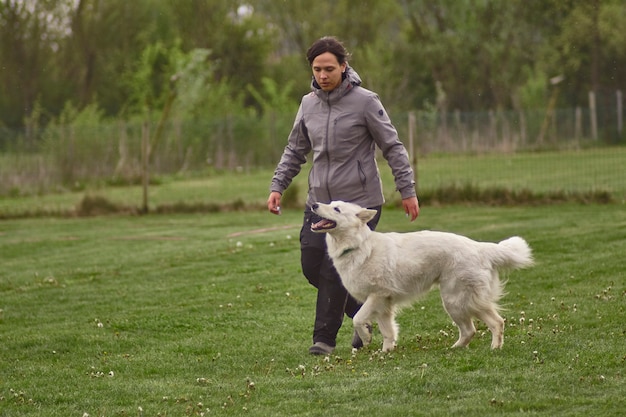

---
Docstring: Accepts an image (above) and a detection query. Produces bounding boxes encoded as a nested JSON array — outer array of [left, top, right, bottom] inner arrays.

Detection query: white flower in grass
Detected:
[[236, 241, 243, 248], [532, 350, 542, 363], [246, 378, 255, 390]]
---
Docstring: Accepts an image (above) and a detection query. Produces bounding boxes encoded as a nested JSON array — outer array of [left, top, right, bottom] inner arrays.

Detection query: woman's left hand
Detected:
[[402, 196, 420, 221]]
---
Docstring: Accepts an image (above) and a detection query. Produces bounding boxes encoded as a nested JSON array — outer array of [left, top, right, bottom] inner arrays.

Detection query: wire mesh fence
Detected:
[[1, 93, 624, 198]]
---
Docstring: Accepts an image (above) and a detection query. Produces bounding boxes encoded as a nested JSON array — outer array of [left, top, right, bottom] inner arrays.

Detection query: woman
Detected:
[[267, 36, 419, 355]]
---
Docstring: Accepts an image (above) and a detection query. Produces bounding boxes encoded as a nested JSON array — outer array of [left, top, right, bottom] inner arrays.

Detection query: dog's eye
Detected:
[[334, 207, 341, 213]]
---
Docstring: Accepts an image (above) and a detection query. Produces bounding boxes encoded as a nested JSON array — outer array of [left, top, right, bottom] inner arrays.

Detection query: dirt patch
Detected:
[[112, 236, 187, 241], [227, 224, 298, 238]]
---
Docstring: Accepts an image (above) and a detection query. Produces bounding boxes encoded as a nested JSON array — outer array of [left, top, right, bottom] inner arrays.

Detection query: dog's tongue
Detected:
[[311, 218, 336, 231]]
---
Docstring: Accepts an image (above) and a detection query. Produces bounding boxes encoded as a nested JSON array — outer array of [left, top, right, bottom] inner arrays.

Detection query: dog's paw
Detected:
[[382, 340, 397, 352], [490, 341, 503, 349], [355, 324, 372, 346]]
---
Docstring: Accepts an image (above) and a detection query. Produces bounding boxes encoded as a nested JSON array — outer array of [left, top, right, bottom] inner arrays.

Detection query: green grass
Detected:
[[0, 146, 625, 217], [1, 204, 625, 416], [416, 147, 626, 195]]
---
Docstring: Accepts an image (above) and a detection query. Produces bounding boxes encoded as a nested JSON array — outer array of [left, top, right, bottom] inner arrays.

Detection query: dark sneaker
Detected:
[[308, 342, 335, 355], [351, 324, 373, 349]]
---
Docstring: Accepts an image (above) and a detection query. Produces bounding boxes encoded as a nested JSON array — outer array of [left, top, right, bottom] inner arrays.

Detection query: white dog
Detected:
[[311, 201, 533, 352]]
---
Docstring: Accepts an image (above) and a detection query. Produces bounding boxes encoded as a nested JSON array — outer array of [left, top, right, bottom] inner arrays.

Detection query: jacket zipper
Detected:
[[324, 93, 332, 201]]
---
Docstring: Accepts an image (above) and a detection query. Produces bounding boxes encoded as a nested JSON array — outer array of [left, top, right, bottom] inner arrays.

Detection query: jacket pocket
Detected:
[[357, 160, 367, 191]]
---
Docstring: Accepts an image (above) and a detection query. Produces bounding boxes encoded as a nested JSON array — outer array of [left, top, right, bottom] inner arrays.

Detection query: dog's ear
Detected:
[[356, 208, 378, 223]]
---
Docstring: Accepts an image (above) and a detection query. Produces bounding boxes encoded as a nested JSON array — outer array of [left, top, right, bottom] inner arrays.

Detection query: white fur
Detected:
[[311, 201, 533, 352]]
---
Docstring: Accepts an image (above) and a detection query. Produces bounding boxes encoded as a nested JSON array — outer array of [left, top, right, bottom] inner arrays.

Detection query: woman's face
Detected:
[[311, 52, 347, 92]]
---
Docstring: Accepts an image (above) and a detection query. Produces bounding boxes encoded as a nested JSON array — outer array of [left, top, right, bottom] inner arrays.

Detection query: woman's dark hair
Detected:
[[306, 36, 350, 66]]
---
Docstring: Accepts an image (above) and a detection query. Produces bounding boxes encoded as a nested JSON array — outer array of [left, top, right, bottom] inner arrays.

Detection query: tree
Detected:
[[65, 0, 175, 115], [1, 0, 625, 132], [254, 0, 410, 107], [400, 0, 544, 111], [540, 0, 626, 104], [0, 0, 68, 129], [168, 0, 274, 107]]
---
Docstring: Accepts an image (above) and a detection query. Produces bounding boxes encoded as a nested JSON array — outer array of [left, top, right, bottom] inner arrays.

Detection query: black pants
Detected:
[[299, 205, 382, 347]]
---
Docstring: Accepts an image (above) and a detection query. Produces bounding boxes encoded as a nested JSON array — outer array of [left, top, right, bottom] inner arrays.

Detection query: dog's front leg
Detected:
[[378, 310, 398, 352], [353, 299, 375, 347], [372, 296, 397, 352]]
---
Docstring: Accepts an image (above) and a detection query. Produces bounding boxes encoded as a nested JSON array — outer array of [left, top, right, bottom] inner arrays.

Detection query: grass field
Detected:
[[1, 147, 625, 415], [0, 146, 625, 217], [1, 202, 625, 416]]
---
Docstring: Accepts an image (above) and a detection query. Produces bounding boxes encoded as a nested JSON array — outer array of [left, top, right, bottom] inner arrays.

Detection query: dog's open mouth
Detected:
[[311, 218, 336, 232]]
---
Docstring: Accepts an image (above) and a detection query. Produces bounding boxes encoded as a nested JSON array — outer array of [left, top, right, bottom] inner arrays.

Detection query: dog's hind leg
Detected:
[[450, 317, 476, 348], [475, 308, 505, 349], [441, 296, 476, 348]]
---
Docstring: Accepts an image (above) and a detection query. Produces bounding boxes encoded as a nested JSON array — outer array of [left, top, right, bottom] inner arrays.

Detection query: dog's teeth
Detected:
[[311, 219, 336, 230]]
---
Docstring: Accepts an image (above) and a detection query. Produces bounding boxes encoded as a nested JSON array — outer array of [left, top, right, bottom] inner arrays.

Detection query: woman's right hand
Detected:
[[267, 191, 282, 215]]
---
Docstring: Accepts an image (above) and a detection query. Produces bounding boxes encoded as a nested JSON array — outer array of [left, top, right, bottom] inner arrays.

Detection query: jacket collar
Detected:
[[311, 66, 362, 104]]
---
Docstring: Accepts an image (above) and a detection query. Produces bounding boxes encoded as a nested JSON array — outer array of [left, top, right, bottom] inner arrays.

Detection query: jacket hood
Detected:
[[343, 65, 362, 87]]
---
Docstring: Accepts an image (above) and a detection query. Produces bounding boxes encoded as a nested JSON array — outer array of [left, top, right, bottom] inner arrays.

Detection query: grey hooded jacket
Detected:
[[270, 66, 416, 209]]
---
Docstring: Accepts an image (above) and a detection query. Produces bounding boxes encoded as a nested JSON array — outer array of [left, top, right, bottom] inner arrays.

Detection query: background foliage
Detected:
[[0, 0, 625, 195], [2, 0, 625, 128]]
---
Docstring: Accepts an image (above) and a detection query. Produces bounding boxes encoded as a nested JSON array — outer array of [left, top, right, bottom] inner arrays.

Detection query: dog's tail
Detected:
[[491, 236, 534, 270]]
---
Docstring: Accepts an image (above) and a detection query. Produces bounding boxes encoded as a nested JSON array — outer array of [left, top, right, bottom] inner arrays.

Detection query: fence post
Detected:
[[454, 109, 465, 150], [519, 109, 526, 147], [141, 121, 150, 214], [408, 111, 418, 194], [617, 90, 623, 137], [589, 91, 598, 141], [115, 121, 128, 176], [575, 107, 582, 141]]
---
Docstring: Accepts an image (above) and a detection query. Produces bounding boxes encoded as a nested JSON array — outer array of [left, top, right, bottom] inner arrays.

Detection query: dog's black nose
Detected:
[[312, 203, 319, 210]]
